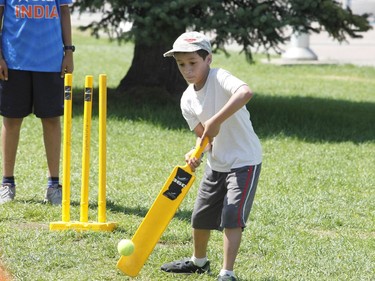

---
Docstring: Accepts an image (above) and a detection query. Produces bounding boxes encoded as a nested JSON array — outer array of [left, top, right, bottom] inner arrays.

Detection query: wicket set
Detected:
[[50, 74, 117, 232]]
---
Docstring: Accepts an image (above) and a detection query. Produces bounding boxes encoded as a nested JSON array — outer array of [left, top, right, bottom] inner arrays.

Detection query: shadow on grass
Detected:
[[105, 201, 193, 223], [71, 87, 375, 143], [35, 199, 192, 226], [250, 94, 375, 143]]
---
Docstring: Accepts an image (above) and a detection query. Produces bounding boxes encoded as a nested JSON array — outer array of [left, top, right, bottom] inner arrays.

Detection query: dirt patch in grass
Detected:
[[0, 261, 12, 281], [13, 222, 49, 230]]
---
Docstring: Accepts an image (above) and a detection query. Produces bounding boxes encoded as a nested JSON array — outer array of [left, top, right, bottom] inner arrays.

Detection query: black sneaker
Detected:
[[161, 258, 211, 274]]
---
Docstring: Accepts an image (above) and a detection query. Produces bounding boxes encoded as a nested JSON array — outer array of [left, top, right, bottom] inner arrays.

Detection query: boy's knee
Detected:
[[222, 204, 242, 227]]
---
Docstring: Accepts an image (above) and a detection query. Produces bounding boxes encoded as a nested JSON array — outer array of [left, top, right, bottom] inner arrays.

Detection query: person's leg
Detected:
[[2, 117, 23, 177], [219, 164, 261, 279], [222, 227, 242, 271], [193, 228, 211, 258], [0, 70, 31, 185], [41, 116, 62, 205], [191, 166, 226, 265], [33, 71, 63, 179], [33, 72, 63, 204], [160, 166, 226, 274], [0, 117, 23, 204], [160, 229, 212, 274], [160, 229, 211, 274], [41, 116, 61, 178]]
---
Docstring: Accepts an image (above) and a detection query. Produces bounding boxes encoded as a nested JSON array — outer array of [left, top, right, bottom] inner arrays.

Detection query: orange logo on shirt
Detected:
[[15, 5, 59, 19]]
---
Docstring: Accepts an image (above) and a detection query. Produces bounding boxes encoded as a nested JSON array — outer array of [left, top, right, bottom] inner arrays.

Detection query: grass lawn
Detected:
[[0, 29, 374, 280]]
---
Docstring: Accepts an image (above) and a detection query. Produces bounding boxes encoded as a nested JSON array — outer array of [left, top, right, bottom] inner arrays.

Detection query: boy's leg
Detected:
[[0, 70, 32, 203], [0, 70, 31, 180], [41, 117, 61, 178], [220, 164, 261, 278], [193, 228, 211, 258], [42, 117, 62, 205], [0, 117, 23, 203], [223, 227, 242, 271], [161, 166, 226, 274], [33, 71, 63, 178], [2, 117, 23, 177], [33, 72, 63, 205]]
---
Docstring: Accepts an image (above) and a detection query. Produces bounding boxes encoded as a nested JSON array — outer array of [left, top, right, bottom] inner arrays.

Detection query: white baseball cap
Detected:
[[163, 31, 212, 57]]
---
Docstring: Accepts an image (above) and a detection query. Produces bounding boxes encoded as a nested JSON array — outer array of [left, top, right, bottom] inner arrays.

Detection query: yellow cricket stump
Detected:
[[50, 74, 116, 232], [80, 75, 93, 223], [62, 73, 72, 223], [98, 74, 107, 223]]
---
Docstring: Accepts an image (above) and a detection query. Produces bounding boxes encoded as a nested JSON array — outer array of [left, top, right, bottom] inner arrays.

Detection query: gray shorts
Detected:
[[0, 70, 64, 118], [192, 163, 261, 230]]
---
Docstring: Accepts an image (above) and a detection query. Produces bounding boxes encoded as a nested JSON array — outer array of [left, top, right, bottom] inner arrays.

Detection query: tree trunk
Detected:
[[116, 41, 186, 97]]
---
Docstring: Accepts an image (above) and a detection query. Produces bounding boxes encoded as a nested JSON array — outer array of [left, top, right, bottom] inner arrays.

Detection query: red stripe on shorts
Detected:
[[237, 166, 254, 227]]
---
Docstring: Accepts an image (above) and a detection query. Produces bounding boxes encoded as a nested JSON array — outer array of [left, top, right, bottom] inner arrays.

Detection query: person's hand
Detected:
[[185, 148, 203, 172], [61, 52, 74, 77], [201, 118, 220, 143], [0, 58, 8, 81]]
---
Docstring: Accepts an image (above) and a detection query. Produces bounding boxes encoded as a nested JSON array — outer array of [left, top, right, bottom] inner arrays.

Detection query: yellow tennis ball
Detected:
[[117, 239, 135, 256]]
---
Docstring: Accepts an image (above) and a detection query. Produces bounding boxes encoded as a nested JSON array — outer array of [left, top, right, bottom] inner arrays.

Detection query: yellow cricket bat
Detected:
[[117, 137, 209, 277]]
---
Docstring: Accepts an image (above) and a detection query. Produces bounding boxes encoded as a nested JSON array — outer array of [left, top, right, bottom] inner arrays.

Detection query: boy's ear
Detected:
[[207, 54, 212, 64]]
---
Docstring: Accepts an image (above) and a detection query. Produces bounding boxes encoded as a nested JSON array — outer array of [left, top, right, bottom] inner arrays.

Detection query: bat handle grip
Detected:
[[190, 137, 209, 159]]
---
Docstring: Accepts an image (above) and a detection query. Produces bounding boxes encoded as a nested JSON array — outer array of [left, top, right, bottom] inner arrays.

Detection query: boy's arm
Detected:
[[184, 123, 211, 172], [60, 5, 74, 77], [201, 84, 253, 141], [0, 6, 8, 81]]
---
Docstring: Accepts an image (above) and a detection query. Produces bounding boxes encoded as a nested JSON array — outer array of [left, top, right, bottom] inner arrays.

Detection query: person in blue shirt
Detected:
[[0, 0, 74, 205]]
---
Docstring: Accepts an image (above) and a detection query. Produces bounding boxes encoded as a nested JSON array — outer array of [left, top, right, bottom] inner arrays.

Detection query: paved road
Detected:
[[308, 26, 375, 67]]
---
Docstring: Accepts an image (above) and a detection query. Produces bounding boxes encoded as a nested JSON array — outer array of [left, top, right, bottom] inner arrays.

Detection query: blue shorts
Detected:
[[0, 70, 64, 118], [192, 163, 262, 230]]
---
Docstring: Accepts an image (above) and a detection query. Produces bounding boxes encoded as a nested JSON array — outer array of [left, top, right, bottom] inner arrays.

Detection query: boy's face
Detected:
[[174, 52, 212, 91]]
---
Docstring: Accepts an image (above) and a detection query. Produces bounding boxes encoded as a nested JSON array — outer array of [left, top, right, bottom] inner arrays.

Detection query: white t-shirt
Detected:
[[181, 68, 262, 172]]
